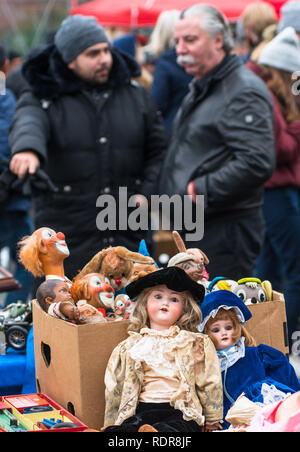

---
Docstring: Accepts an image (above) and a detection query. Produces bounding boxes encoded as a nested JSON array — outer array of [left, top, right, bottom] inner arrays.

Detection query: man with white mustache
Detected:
[[159, 4, 275, 280]]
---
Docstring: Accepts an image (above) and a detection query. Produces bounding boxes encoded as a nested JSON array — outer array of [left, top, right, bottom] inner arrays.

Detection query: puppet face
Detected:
[[146, 285, 184, 331], [113, 294, 133, 319], [45, 281, 72, 306], [207, 318, 235, 350], [35, 227, 70, 259], [178, 259, 204, 281], [81, 273, 114, 309]]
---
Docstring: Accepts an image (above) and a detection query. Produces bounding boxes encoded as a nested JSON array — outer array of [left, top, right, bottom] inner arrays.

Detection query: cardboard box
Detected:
[[246, 291, 289, 356], [152, 230, 177, 266], [32, 300, 129, 430]]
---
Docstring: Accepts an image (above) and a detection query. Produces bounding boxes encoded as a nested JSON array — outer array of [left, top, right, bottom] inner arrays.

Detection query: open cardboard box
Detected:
[[246, 290, 289, 356], [32, 300, 129, 430]]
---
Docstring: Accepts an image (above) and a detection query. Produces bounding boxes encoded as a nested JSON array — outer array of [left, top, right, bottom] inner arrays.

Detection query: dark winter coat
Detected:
[[159, 54, 275, 222], [0, 88, 31, 212], [9, 45, 167, 277]]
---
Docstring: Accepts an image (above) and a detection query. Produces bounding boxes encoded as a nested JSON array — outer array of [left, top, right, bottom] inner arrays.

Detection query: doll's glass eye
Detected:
[[109, 274, 114, 279], [258, 289, 266, 302], [89, 276, 102, 287], [41, 229, 54, 239], [121, 273, 126, 277], [236, 289, 246, 301]]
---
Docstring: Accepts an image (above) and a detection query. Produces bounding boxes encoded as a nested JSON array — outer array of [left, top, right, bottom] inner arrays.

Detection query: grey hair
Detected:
[[180, 3, 234, 53]]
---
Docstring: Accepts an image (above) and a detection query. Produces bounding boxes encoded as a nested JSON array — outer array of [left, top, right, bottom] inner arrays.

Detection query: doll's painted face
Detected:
[[178, 259, 204, 281], [113, 294, 133, 318], [146, 285, 184, 331], [207, 318, 235, 350], [82, 273, 115, 309], [45, 281, 72, 306], [35, 227, 70, 258]]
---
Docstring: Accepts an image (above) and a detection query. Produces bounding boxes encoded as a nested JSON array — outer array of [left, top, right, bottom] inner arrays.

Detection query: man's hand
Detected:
[[9, 151, 40, 179]]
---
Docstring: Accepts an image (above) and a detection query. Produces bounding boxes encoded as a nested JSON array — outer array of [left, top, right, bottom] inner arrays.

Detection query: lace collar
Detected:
[[139, 325, 180, 338], [217, 337, 245, 372]]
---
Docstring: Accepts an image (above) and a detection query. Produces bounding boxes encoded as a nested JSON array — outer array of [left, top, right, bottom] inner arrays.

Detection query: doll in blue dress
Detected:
[[198, 290, 300, 427]]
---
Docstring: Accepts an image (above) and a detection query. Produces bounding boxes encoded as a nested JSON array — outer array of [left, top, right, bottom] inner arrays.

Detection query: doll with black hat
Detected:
[[199, 290, 300, 428], [103, 266, 223, 432]]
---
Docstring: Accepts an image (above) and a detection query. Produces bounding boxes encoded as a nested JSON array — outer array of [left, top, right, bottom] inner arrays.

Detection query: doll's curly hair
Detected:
[[203, 307, 256, 347], [128, 286, 202, 333]]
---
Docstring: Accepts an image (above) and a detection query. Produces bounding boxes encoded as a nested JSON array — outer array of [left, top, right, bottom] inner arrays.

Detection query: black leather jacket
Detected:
[[159, 54, 275, 221]]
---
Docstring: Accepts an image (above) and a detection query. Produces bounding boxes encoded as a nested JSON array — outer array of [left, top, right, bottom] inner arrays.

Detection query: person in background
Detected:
[[159, 4, 275, 280], [247, 27, 300, 351], [0, 43, 33, 306], [239, 1, 277, 62], [8, 15, 167, 281], [147, 10, 193, 137]]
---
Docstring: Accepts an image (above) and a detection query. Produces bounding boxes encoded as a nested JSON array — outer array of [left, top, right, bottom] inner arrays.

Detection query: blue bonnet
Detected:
[[198, 289, 252, 332]]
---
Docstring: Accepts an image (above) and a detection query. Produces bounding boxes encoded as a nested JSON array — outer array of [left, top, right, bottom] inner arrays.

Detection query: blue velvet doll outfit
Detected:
[[200, 290, 300, 428], [220, 342, 300, 427]]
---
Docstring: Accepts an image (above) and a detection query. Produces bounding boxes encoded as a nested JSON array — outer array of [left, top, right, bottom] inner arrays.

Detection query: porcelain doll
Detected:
[[18, 227, 70, 283], [199, 290, 300, 428], [103, 266, 223, 432]]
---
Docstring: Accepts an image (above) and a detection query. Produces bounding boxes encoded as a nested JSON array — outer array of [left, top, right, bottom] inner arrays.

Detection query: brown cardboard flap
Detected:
[[32, 300, 129, 429], [246, 291, 289, 355]]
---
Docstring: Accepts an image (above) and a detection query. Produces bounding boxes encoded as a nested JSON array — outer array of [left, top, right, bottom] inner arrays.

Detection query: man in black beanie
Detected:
[[8, 15, 167, 281]]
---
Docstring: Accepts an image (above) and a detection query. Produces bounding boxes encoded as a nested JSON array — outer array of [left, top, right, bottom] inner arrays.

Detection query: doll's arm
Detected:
[[104, 341, 127, 427], [258, 344, 300, 392], [195, 336, 224, 426]]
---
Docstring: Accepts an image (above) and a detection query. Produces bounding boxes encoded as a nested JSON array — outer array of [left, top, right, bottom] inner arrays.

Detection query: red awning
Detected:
[[70, 0, 286, 27]]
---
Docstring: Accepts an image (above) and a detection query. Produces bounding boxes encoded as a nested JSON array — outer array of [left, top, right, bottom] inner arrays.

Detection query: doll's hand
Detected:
[[60, 302, 80, 323], [204, 422, 223, 432]]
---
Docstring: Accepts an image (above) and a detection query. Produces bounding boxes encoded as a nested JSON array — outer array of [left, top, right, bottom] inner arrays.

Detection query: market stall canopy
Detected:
[[70, 0, 286, 27]]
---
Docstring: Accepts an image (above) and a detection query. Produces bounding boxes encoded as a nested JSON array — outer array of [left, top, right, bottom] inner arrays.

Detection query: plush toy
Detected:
[[232, 277, 272, 305], [77, 246, 154, 291], [130, 262, 158, 282], [70, 273, 115, 314], [169, 231, 210, 287], [207, 276, 238, 293], [112, 293, 134, 320], [18, 227, 70, 282]]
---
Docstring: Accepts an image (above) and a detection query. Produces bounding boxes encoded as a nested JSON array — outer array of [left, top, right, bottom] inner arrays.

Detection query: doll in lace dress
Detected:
[[103, 266, 223, 432], [199, 290, 300, 429]]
